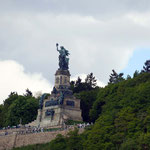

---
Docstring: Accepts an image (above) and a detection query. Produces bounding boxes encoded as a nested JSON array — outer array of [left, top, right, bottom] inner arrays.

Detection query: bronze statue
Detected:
[[56, 43, 70, 70]]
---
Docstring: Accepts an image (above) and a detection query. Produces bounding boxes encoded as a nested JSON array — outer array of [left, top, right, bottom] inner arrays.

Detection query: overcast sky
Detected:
[[0, 0, 150, 104]]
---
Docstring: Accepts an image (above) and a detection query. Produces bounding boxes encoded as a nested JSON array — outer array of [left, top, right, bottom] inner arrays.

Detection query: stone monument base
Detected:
[[29, 44, 83, 128], [29, 94, 82, 128]]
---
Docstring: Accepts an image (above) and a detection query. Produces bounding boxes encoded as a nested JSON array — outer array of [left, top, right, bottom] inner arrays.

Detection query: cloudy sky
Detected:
[[0, 0, 150, 104]]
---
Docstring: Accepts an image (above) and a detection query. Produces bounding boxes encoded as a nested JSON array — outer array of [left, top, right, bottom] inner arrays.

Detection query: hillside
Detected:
[[13, 72, 150, 150], [85, 72, 150, 149]]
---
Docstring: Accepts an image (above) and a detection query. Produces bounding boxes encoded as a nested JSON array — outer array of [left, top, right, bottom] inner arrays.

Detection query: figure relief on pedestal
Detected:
[[56, 43, 70, 70]]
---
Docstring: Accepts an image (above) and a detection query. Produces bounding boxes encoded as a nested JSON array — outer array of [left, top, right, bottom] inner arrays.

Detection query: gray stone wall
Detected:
[[0, 128, 84, 150]]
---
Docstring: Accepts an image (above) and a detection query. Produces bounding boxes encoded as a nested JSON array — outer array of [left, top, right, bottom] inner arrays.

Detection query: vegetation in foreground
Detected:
[[13, 72, 150, 150], [0, 89, 39, 127]]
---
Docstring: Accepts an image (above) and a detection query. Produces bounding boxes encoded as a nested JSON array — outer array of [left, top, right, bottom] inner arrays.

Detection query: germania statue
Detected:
[[56, 43, 70, 70]]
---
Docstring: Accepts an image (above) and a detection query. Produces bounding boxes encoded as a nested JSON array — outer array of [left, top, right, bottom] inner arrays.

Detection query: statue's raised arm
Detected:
[[56, 43, 70, 70], [56, 43, 60, 52]]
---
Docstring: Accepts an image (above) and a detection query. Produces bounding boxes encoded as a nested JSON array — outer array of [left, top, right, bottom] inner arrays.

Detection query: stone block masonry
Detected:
[[0, 128, 84, 150]]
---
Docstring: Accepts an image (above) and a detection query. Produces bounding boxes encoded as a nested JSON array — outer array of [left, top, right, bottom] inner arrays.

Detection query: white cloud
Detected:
[[0, 60, 52, 104], [0, 1, 150, 90], [126, 12, 150, 27]]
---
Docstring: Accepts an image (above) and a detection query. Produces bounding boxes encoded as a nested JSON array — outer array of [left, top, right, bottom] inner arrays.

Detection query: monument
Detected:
[[31, 44, 82, 127]]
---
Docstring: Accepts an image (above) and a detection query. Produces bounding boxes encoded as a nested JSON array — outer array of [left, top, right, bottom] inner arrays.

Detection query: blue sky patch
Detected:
[[122, 48, 150, 78]]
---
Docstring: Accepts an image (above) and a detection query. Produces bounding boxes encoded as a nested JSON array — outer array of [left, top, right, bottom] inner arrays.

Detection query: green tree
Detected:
[[0, 105, 4, 128], [126, 75, 131, 80], [137, 133, 150, 150], [66, 128, 83, 150], [2, 92, 19, 126], [6, 96, 38, 126], [24, 88, 32, 97], [142, 60, 150, 73], [86, 73, 150, 149], [109, 69, 124, 84], [49, 134, 67, 150], [79, 89, 99, 122], [71, 73, 98, 93], [133, 70, 140, 77], [120, 138, 137, 150], [0, 91, 39, 127], [85, 72, 97, 89]]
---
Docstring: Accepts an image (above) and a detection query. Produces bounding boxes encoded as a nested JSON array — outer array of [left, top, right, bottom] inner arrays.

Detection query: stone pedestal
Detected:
[[33, 69, 82, 128], [55, 69, 70, 89]]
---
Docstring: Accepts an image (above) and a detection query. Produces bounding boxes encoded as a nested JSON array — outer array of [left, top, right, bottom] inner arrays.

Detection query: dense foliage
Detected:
[[70, 73, 98, 93], [85, 72, 150, 149], [71, 73, 99, 122], [79, 89, 99, 122], [13, 72, 150, 150], [0, 90, 39, 127]]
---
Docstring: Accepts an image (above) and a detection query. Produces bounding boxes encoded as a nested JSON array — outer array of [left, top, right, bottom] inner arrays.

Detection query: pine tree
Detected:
[[142, 60, 150, 73], [109, 69, 124, 84], [133, 70, 140, 77], [85, 73, 97, 88], [24, 88, 32, 97]]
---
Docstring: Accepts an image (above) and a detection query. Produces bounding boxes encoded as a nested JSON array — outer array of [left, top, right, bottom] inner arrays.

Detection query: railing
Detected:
[[0, 123, 93, 136]]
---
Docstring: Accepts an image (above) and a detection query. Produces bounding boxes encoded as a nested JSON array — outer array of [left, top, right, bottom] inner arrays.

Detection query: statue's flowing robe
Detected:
[[59, 55, 68, 70]]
